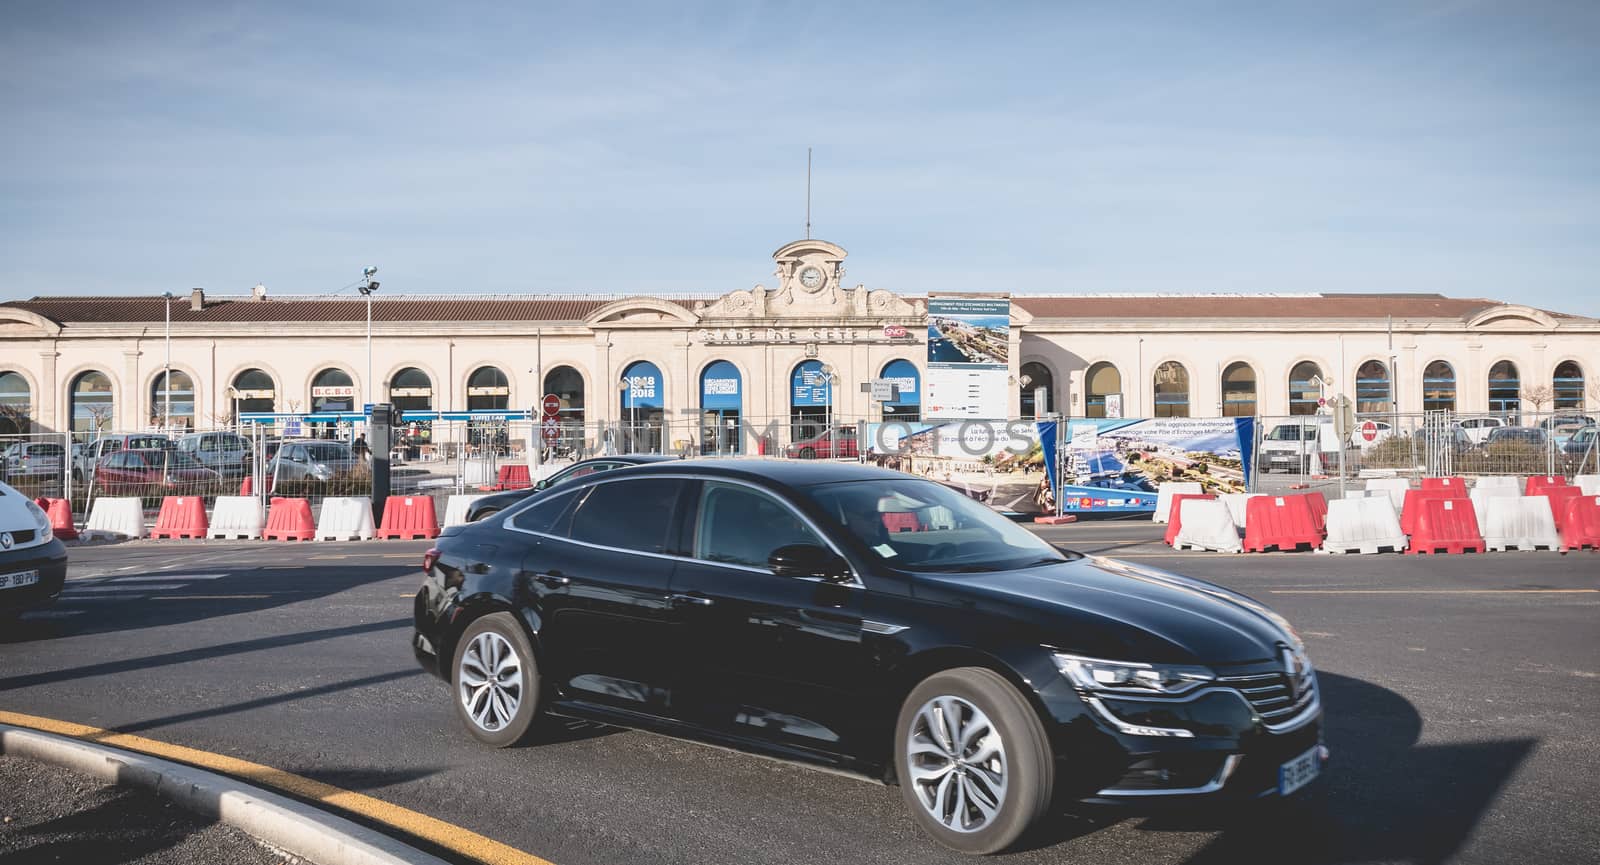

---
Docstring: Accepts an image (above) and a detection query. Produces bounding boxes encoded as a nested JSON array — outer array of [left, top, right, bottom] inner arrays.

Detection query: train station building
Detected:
[[0, 238, 1594, 443]]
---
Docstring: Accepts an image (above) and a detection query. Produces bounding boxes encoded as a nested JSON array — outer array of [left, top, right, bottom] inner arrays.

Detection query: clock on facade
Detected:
[[797, 266, 825, 290]]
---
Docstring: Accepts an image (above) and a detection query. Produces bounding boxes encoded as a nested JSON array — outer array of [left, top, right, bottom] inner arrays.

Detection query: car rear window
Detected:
[[304, 444, 352, 461], [127, 436, 171, 450], [28, 444, 63, 455]]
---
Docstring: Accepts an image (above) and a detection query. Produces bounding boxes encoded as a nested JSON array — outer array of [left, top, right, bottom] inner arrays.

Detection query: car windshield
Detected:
[[1266, 425, 1317, 441], [304, 443, 352, 461], [804, 478, 1067, 572]]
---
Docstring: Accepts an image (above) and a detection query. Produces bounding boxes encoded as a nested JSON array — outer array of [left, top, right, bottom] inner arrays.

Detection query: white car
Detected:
[[1349, 420, 1394, 450], [0, 480, 68, 620], [2, 442, 66, 479], [1456, 417, 1505, 445]]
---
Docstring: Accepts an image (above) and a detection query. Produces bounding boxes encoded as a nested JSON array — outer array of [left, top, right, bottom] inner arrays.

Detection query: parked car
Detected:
[[785, 426, 858, 459], [0, 480, 68, 621], [1259, 421, 1326, 473], [266, 440, 360, 482], [1561, 425, 1597, 458], [1348, 419, 1393, 450], [92, 449, 220, 498], [1541, 416, 1595, 449], [2, 442, 66, 479], [73, 434, 176, 482], [414, 460, 1324, 854], [466, 455, 678, 522], [1484, 426, 1549, 448], [1455, 416, 1506, 445], [177, 431, 253, 477]]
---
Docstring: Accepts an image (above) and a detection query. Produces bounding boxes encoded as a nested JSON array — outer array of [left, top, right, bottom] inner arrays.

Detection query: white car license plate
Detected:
[[1278, 745, 1321, 796], [0, 569, 40, 591]]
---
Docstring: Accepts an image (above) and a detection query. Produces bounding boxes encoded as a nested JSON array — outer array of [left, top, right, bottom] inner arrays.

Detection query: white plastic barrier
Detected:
[[1365, 477, 1412, 512], [1469, 486, 1521, 529], [1219, 493, 1261, 529], [81, 497, 145, 541], [207, 496, 263, 539], [316, 496, 375, 541], [1152, 482, 1203, 524], [1170, 498, 1241, 553], [1473, 476, 1522, 495], [1577, 475, 1600, 496], [1480, 495, 1561, 552], [443, 494, 487, 528], [1320, 497, 1408, 555]]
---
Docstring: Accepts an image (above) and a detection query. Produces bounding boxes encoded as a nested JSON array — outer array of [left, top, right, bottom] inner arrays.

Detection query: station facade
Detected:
[[0, 238, 1595, 441]]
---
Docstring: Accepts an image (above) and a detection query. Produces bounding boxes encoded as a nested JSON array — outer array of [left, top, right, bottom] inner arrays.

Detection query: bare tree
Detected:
[[1522, 384, 1554, 414], [84, 404, 113, 436], [0, 402, 32, 437]]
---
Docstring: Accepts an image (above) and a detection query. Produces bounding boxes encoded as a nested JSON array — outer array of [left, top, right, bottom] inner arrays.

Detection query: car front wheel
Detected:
[[451, 613, 540, 747], [895, 667, 1054, 854]]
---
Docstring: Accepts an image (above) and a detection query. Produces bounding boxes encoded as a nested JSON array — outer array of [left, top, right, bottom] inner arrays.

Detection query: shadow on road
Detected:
[[1028, 671, 1538, 864]]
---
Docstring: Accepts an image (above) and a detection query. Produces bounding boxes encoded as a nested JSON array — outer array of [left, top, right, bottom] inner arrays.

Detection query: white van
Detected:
[[1259, 420, 1328, 473]]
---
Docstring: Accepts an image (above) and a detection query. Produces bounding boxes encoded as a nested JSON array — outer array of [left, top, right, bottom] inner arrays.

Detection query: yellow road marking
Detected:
[[1268, 589, 1598, 595], [0, 710, 554, 865], [152, 594, 272, 600]]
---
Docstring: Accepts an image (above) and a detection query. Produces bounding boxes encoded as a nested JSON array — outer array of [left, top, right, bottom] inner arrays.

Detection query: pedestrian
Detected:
[[352, 433, 370, 461]]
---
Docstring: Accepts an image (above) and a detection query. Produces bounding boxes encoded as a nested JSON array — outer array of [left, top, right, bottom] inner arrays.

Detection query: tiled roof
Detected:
[[1008, 293, 1577, 320]]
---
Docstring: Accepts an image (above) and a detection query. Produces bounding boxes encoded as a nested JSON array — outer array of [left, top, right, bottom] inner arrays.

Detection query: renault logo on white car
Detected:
[[1, 532, 13, 550]]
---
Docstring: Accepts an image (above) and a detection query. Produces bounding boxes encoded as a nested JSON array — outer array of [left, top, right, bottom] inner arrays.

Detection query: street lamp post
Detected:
[[819, 363, 835, 445], [162, 291, 172, 430], [618, 379, 633, 454], [359, 267, 380, 411]]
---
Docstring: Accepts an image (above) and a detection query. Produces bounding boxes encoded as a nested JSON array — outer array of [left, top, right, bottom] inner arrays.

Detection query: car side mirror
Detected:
[[533, 479, 549, 491], [768, 544, 852, 583]]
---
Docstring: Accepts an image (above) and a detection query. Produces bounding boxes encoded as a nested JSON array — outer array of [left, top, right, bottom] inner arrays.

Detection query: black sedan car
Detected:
[[464, 455, 680, 522], [413, 461, 1324, 854]]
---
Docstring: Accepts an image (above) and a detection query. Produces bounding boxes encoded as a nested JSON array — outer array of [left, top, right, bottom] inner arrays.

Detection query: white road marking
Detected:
[[64, 584, 183, 593], [107, 574, 229, 582]]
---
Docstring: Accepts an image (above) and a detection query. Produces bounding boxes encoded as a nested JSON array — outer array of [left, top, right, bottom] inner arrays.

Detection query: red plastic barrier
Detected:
[[1405, 497, 1484, 554], [1242, 495, 1323, 552], [1541, 486, 1583, 532], [881, 512, 922, 533], [1525, 475, 1568, 497], [34, 497, 77, 541], [1163, 493, 1218, 547], [1303, 492, 1329, 533], [1400, 488, 1468, 536], [376, 495, 440, 540], [495, 464, 532, 491], [149, 496, 210, 540], [262, 497, 316, 541], [1421, 477, 1465, 491], [1558, 495, 1600, 552], [238, 474, 273, 496]]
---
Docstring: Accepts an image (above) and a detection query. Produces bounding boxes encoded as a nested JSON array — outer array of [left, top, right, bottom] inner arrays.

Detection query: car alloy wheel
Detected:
[[458, 631, 523, 733], [451, 613, 540, 747], [906, 696, 1008, 833]]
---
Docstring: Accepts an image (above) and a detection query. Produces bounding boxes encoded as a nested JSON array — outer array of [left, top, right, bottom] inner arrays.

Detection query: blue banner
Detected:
[[1038, 417, 1255, 514]]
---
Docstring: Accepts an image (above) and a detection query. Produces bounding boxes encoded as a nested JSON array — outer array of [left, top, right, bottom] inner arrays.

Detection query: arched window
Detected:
[[467, 366, 510, 411], [1554, 361, 1585, 411], [231, 368, 276, 415], [1153, 361, 1189, 418], [700, 361, 742, 455], [1488, 361, 1520, 415], [1355, 360, 1391, 415], [1288, 361, 1324, 416], [1423, 361, 1456, 412], [543, 366, 585, 423], [1085, 362, 1122, 418], [71, 371, 114, 435], [789, 360, 834, 443], [1221, 362, 1257, 417], [1019, 362, 1054, 418], [389, 368, 434, 446], [310, 368, 355, 413], [880, 359, 921, 423], [150, 370, 195, 430], [620, 361, 665, 453], [0, 372, 32, 436]]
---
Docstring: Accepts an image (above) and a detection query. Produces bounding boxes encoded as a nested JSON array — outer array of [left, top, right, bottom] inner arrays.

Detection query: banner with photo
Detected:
[[1035, 417, 1256, 514], [924, 296, 1010, 420]]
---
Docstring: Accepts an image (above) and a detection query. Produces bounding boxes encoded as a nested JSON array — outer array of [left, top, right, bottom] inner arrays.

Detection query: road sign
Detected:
[[541, 394, 562, 416], [1317, 397, 1327, 408], [541, 417, 560, 443], [869, 380, 900, 402], [1360, 419, 1379, 443]]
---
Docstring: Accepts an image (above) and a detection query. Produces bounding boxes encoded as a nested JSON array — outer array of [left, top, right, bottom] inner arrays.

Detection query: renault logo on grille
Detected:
[[0, 532, 12, 550]]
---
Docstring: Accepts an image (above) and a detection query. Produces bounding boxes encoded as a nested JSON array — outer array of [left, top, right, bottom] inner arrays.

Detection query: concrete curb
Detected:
[[0, 724, 450, 865]]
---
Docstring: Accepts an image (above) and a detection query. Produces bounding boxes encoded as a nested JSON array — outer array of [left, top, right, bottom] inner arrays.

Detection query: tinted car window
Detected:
[[304, 443, 351, 461], [509, 489, 583, 535], [548, 461, 619, 487], [566, 478, 681, 554], [694, 481, 825, 569]]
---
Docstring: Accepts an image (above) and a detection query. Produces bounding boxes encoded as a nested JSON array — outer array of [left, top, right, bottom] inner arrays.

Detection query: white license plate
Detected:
[[0, 569, 40, 591], [1278, 745, 1321, 796]]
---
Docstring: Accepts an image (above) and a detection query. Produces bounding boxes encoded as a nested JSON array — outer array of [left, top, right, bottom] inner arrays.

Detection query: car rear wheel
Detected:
[[471, 508, 501, 522], [451, 613, 540, 747], [798, 446, 816, 459], [895, 667, 1054, 854]]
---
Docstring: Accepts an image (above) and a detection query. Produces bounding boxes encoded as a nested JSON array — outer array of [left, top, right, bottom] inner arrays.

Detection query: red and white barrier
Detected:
[[1152, 482, 1202, 524], [1321, 497, 1408, 555], [1480, 496, 1561, 552], [1170, 498, 1242, 553]]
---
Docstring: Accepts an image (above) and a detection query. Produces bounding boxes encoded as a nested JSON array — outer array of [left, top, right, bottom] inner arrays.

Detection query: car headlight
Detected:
[[1052, 652, 1214, 696], [25, 498, 51, 542]]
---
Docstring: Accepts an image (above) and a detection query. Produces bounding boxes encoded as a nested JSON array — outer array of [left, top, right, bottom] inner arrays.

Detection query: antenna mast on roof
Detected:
[[805, 147, 812, 240]]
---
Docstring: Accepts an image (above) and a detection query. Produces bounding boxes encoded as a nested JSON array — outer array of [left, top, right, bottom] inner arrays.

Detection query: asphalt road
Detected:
[[1, 529, 1596, 865]]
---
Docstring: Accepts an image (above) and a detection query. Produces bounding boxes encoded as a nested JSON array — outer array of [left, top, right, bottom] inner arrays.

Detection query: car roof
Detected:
[[618, 458, 913, 488]]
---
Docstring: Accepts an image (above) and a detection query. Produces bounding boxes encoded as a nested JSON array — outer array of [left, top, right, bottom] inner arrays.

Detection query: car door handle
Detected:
[[670, 593, 714, 607], [534, 572, 570, 588]]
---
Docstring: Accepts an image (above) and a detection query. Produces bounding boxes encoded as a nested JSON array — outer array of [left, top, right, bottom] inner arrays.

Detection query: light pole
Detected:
[[227, 386, 241, 433], [358, 267, 380, 411], [819, 363, 836, 446], [162, 291, 172, 430], [619, 379, 632, 453]]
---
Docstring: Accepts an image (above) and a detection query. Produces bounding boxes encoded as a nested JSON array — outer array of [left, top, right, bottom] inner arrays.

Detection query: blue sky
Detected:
[[3, 1, 1597, 314]]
